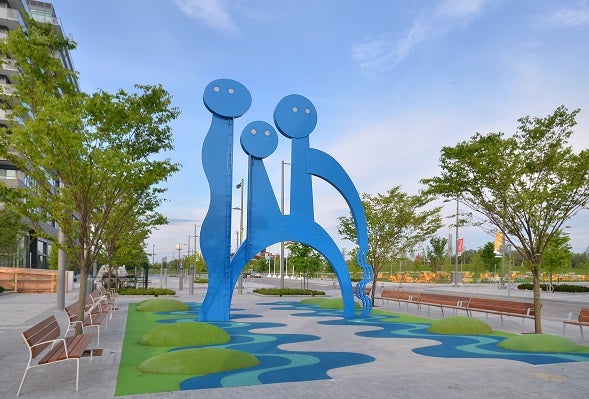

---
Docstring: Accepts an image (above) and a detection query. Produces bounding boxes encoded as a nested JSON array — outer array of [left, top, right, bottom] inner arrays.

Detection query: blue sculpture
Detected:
[[199, 79, 372, 321]]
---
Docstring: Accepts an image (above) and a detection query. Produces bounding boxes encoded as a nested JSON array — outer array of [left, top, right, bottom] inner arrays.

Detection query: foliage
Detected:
[[0, 18, 179, 331], [541, 232, 572, 281], [516, 283, 589, 293], [480, 242, 501, 272], [287, 242, 325, 277], [118, 287, 176, 296], [0, 208, 25, 267], [422, 106, 589, 333], [427, 236, 448, 272], [253, 287, 325, 296], [338, 186, 443, 300]]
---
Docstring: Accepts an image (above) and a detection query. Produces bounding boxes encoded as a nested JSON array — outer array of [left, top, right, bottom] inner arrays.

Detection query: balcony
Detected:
[[1, 59, 18, 80], [0, 7, 21, 31]]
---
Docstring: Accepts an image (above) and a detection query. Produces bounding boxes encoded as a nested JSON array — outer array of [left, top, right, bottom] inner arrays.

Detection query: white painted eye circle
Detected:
[[264, 130, 270, 136], [292, 106, 298, 112], [228, 88, 235, 94], [250, 128, 257, 135], [213, 86, 220, 92], [305, 108, 311, 114]]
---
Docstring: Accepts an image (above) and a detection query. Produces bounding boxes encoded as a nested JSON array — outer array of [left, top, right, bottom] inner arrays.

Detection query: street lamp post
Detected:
[[454, 197, 459, 286], [176, 243, 185, 290], [280, 161, 290, 289], [234, 179, 244, 294]]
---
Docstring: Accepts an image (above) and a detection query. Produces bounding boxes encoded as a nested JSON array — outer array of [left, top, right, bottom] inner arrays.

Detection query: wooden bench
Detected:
[[64, 300, 107, 346], [466, 297, 537, 327], [563, 308, 589, 341], [376, 289, 421, 310], [416, 292, 470, 317], [18, 315, 93, 396]]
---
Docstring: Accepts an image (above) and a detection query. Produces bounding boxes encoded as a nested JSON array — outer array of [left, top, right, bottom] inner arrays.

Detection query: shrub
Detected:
[[136, 298, 189, 312], [516, 283, 589, 292], [428, 316, 493, 335], [0, 285, 4, 293], [119, 287, 176, 296], [253, 287, 325, 296]]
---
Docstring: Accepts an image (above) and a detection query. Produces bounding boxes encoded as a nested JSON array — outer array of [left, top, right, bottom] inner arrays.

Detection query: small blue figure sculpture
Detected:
[[199, 80, 372, 322]]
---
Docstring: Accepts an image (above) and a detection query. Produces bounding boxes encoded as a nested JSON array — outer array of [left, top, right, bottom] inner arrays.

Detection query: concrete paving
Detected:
[[1, 277, 588, 398]]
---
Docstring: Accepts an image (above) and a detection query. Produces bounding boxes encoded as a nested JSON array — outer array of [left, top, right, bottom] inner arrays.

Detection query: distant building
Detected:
[[0, 0, 76, 268]]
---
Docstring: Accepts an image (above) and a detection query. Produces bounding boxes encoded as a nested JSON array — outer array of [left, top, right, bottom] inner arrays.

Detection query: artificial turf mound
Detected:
[[427, 316, 493, 335], [138, 322, 230, 347], [138, 348, 259, 375], [300, 297, 361, 309], [498, 333, 587, 352], [136, 298, 189, 312]]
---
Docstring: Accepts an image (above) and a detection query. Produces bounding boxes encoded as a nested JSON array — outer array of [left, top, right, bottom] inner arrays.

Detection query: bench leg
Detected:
[[75, 358, 80, 391], [17, 364, 31, 396], [581, 326, 584, 342], [563, 323, 566, 337]]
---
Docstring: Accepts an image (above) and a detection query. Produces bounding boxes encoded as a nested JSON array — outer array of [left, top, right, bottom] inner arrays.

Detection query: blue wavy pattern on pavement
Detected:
[[267, 301, 589, 365], [149, 300, 589, 392], [155, 303, 375, 390]]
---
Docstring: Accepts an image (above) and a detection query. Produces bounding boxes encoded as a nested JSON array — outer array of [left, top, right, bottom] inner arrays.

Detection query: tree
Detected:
[[422, 106, 589, 333], [338, 186, 443, 303], [0, 208, 26, 267], [541, 232, 572, 284], [480, 242, 501, 273], [0, 18, 179, 332], [427, 236, 448, 272]]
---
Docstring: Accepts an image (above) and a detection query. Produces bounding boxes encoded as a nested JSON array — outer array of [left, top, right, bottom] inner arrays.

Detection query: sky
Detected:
[[47, 0, 589, 262]]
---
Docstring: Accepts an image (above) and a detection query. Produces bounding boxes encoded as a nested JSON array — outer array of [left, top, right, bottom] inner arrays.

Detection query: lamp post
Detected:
[[280, 161, 290, 289], [175, 243, 186, 290], [444, 197, 460, 286], [234, 179, 244, 294]]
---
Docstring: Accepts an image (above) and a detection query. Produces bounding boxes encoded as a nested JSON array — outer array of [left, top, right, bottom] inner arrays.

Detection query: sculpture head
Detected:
[[273, 94, 317, 139], [203, 78, 252, 118], [240, 121, 278, 159]]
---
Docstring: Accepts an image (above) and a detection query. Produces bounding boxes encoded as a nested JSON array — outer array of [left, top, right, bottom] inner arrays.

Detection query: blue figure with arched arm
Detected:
[[199, 78, 251, 322], [274, 95, 373, 315], [229, 120, 357, 317]]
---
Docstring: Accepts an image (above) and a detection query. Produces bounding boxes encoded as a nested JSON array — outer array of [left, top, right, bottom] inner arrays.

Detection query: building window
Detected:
[[0, 168, 17, 179]]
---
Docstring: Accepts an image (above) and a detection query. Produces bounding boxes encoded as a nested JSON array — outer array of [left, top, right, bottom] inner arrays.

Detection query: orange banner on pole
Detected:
[[494, 232, 504, 253], [457, 238, 464, 256]]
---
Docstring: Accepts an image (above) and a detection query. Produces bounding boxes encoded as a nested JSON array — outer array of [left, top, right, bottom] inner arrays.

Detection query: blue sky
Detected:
[[49, 0, 589, 262]]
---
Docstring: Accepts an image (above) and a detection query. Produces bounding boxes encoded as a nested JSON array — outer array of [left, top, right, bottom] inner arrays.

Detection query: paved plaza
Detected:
[[1, 277, 588, 398]]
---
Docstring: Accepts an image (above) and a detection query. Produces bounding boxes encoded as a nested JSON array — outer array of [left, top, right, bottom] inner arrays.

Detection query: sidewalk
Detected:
[[1, 278, 588, 398]]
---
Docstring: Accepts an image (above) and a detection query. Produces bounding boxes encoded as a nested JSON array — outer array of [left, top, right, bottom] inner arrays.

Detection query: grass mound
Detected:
[[138, 322, 230, 347], [299, 297, 361, 310], [138, 348, 259, 375], [136, 298, 189, 312], [427, 316, 493, 335], [498, 334, 586, 353]]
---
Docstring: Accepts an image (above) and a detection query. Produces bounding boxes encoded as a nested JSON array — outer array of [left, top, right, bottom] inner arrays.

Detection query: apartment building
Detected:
[[0, 0, 76, 268]]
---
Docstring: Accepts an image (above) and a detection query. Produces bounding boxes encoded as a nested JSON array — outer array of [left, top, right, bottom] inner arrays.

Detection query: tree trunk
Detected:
[[532, 267, 542, 334], [75, 264, 89, 336]]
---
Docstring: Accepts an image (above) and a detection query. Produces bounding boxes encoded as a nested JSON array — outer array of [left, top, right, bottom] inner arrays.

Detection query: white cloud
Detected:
[[175, 0, 240, 36], [353, 0, 490, 77], [541, 4, 589, 28]]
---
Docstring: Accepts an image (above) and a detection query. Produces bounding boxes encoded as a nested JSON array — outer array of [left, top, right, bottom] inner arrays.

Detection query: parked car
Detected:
[[253, 272, 262, 278]]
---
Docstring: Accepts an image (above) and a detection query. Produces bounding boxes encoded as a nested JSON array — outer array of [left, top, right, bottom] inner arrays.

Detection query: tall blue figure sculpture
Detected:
[[199, 79, 372, 322]]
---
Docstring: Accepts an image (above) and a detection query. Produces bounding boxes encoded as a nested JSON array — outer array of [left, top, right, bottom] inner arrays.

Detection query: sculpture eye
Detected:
[[292, 106, 298, 113], [228, 88, 235, 94], [264, 130, 270, 136], [250, 128, 257, 135], [305, 108, 311, 114], [213, 86, 220, 92]]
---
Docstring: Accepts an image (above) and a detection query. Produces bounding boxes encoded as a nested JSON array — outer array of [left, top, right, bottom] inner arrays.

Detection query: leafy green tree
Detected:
[[480, 242, 501, 273], [338, 186, 443, 303], [0, 18, 179, 332], [541, 232, 572, 284], [0, 208, 25, 267], [288, 242, 324, 278], [427, 236, 448, 272], [422, 106, 589, 333]]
